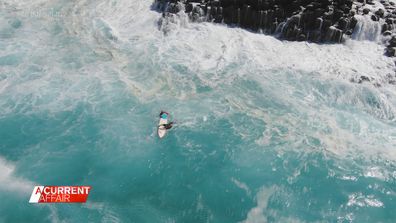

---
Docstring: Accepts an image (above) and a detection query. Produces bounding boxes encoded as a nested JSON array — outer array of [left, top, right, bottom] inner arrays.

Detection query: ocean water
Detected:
[[1, 0, 396, 222]]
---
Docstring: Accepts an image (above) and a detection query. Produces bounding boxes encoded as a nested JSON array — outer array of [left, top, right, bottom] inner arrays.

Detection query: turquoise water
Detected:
[[1, 0, 396, 222]]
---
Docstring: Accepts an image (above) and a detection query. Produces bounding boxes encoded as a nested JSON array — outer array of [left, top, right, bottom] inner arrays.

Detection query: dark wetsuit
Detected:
[[163, 122, 173, 130]]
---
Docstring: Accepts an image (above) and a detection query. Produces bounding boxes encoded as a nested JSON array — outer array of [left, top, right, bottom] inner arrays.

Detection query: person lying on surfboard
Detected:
[[159, 111, 174, 130]]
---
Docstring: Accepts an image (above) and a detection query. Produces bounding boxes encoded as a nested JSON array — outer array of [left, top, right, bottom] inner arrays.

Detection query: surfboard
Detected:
[[158, 113, 168, 138]]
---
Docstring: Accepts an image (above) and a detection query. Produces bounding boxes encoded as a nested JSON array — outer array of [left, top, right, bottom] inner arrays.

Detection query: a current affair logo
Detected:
[[29, 186, 91, 203]]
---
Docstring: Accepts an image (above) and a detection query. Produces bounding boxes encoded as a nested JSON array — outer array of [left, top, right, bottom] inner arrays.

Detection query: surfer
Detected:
[[159, 111, 173, 130]]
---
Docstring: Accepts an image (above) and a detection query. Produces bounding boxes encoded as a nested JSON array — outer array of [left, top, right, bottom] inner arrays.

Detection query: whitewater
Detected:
[[1, 0, 396, 222]]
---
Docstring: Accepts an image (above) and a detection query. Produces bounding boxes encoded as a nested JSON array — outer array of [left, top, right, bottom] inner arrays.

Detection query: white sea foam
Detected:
[[363, 166, 395, 181], [231, 177, 251, 196], [241, 187, 274, 223], [241, 187, 306, 223], [352, 15, 383, 42], [84, 202, 122, 223], [89, 0, 395, 84], [0, 157, 33, 194], [347, 193, 384, 207], [340, 175, 358, 181], [0, 134, 60, 220]]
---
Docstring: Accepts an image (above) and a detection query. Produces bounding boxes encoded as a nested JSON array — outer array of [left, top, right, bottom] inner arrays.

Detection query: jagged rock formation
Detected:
[[154, 0, 396, 44], [155, 0, 361, 43]]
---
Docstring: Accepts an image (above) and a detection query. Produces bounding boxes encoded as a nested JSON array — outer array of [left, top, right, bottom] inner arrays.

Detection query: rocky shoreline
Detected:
[[154, 0, 396, 85]]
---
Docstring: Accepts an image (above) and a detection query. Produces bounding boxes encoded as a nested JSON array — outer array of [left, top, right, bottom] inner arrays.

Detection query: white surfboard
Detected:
[[158, 114, 168, 138]]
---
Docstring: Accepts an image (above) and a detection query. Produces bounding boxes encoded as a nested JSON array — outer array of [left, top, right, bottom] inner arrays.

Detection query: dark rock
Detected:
[[216, 5, 222, 15], [346, 0, 353, 8], [155, 0, 356, 44], [237, 8, 241, 25], [241, 5, 251, 28], [363, 8, 370, 15], [322, 19, 332, 32], [375, 8, 385, 18], [304, 10, 315, 30], [306, 4, 315, 11], [297, 33, 306, 41], [350, 16, 357, 30], [169, 3, 181, 13], [334, 28, 343, 43], [323, 11, 333, 20], [334, 9, 344, 22], [358, 76, 370, 83], [258, 10, 265, 28], [211, 6, 223, 23], [261, 10, 267, 29], [337, 17, 349, 32], [222, 6, 233, 23], [284, 25, 298, 40], [343, 6, 351, 14], [383, 30, 392, 36], [324, 26, 336, 41], [382, 24, 390, 33], [185, 3, 193, 13], [220, 0, 233, 8], [274, 6, 284, 18], [270, 20, 278, 34], [385, 47, 396, 57], [345, 30, 353, 35], [314, 8, 325, 18], [389, 36, 396, 47], [371, 14, 379, 21], [211, 0, 220, 7], [308, 31, 321, 42], [314, 17, 323, 30]]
